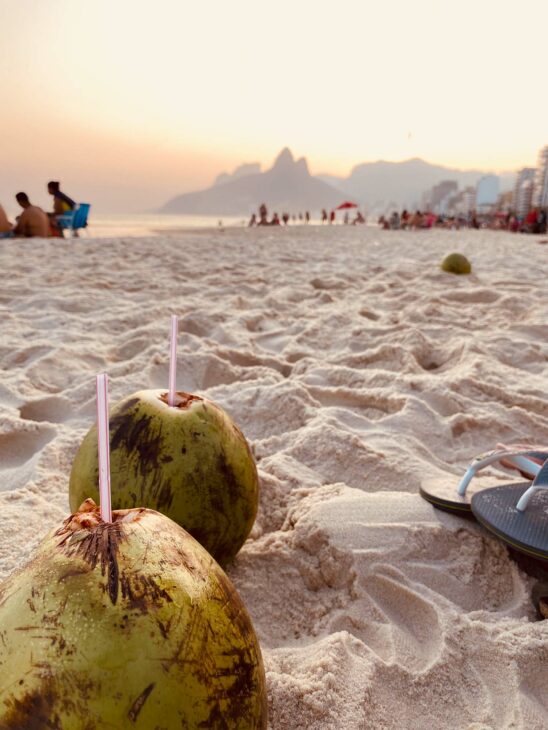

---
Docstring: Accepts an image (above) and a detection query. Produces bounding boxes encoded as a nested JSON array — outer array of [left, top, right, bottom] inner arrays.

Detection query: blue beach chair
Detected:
[[57, 203, 91, 237]]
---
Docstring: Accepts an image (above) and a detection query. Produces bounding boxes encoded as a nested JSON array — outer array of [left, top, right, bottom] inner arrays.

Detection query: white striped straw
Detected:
[[96, 373, 112, 522], [168, 315, 178, 407]]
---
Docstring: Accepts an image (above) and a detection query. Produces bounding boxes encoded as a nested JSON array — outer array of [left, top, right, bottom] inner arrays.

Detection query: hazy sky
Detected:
[[2, 0, 548, 213]]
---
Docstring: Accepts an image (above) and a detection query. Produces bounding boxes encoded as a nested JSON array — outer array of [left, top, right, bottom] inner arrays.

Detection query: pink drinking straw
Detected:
[[168, 315, 178, 407], [96, 373, 112, 522]]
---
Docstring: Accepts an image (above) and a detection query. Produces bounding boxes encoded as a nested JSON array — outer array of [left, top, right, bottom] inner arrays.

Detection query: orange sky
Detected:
[[2, 0, 548, 213]]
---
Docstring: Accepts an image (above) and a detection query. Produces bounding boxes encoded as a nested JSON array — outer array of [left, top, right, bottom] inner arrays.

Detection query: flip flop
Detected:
[[471, 459, 548, 562], [419, 447, 547, 514]]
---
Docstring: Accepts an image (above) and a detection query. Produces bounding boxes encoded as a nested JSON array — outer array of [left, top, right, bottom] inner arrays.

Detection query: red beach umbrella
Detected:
[[336, 201, 358, 210]]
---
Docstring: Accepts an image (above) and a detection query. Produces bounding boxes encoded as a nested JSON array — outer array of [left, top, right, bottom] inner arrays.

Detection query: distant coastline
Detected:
[[159, 148, 515, 217]]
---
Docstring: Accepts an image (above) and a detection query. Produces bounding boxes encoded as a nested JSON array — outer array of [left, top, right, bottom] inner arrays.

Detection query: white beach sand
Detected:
[[0, 226, 547, 729]]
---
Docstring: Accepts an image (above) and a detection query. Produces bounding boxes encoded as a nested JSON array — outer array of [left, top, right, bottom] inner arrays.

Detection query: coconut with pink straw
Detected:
[[0, 372, 267, 727], [68, 316, 259, 566]]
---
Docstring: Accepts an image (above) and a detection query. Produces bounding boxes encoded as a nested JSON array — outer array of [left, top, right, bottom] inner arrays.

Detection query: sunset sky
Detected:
[[2, 0, 548, 213]]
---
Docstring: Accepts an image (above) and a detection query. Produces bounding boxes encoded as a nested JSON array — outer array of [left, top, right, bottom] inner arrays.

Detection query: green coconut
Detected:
[[69, 390, 258, 566], [0, 500, 267, 729], [440, 252, 472, 275]]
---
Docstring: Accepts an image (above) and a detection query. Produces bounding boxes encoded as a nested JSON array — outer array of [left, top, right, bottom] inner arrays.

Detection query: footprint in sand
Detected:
[[253, 330, 292, 354], [19, 396, 74, 424], [109, 336, 152, 362], [358, 308, 380, 321], [216, 349, 291, 378], [361, 570, 442, 673], [307, 386, 406, 420], [0, 427, 56, 470], [147, 353, 240, 392], [4, 345, 51, 369], [443, 288, 501, 304], [179, 311, 220, 338], [0, 425, 56, 493], [517, 667, 548, 727]]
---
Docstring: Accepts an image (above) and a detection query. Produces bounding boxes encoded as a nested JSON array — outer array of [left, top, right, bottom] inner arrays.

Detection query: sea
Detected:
[[3, 210, 365, 238], [77, 213, 247, 238]]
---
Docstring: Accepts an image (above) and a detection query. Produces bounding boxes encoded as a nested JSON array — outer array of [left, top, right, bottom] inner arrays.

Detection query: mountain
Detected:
[[214, 162, 261, 186], [161, 148, 344, 215], [318, 158, 515, 210]]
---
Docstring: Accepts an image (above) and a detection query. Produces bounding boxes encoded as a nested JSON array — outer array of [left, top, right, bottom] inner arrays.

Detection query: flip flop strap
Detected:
[[516, 457, 548, 511], [457, 449, 547, 497]]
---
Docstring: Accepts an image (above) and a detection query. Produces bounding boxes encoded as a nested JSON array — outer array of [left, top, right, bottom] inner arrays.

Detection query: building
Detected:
[[496, 190, 514, 214], [463, 187, 476, 214], [422, 180, 458, 213], [446, 186, 476, 216], [513, 167, 535, 213], [532, 146, 548, 208], [475, 175, 500, 210], [513, 168, 536, 216]]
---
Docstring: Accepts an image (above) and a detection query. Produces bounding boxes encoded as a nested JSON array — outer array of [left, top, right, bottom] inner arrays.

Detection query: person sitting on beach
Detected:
[[47, 181, 76, 237], [48, 181, 76, 216], [12, 193, 50, 238], [0, 204, 13, 239], [270, 213, 281, 225]]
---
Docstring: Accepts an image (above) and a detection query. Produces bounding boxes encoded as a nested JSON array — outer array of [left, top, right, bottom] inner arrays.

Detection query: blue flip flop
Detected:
[[419, 448, 547, 514], [471, 458, 548, 562]]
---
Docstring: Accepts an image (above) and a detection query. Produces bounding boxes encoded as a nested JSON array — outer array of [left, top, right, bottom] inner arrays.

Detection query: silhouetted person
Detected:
[[409, 210, 423, 229], [282, 213, 289, 225], [47, 181, 76, 215], [0, 204, 13, 238], [248, 213, 257, 227], [329, 210, 335, 224], [524, 208, 538, 233], [46, 181, 76, 237], [271, 212, 281, 225], [13, 193, 50, 238], [258, 203, 269, 225], [305, 211, 310, 223], [321, 209, 328, 223], [389, 211, 400, 229]]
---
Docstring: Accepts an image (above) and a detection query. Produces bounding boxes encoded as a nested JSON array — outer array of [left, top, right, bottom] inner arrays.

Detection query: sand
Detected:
[[0, 225, 547, 729]]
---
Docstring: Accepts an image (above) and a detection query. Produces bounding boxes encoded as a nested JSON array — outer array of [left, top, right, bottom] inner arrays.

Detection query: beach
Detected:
[[0, 225, 547, 729]]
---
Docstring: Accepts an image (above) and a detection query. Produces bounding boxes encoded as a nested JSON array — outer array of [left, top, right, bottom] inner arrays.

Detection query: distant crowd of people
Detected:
[[0, 182, 76, 239], [248, 204, 311, 226], [321, 208, 366, 225], [378, 208, 548, 233], [248, 204, 367, 227]]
